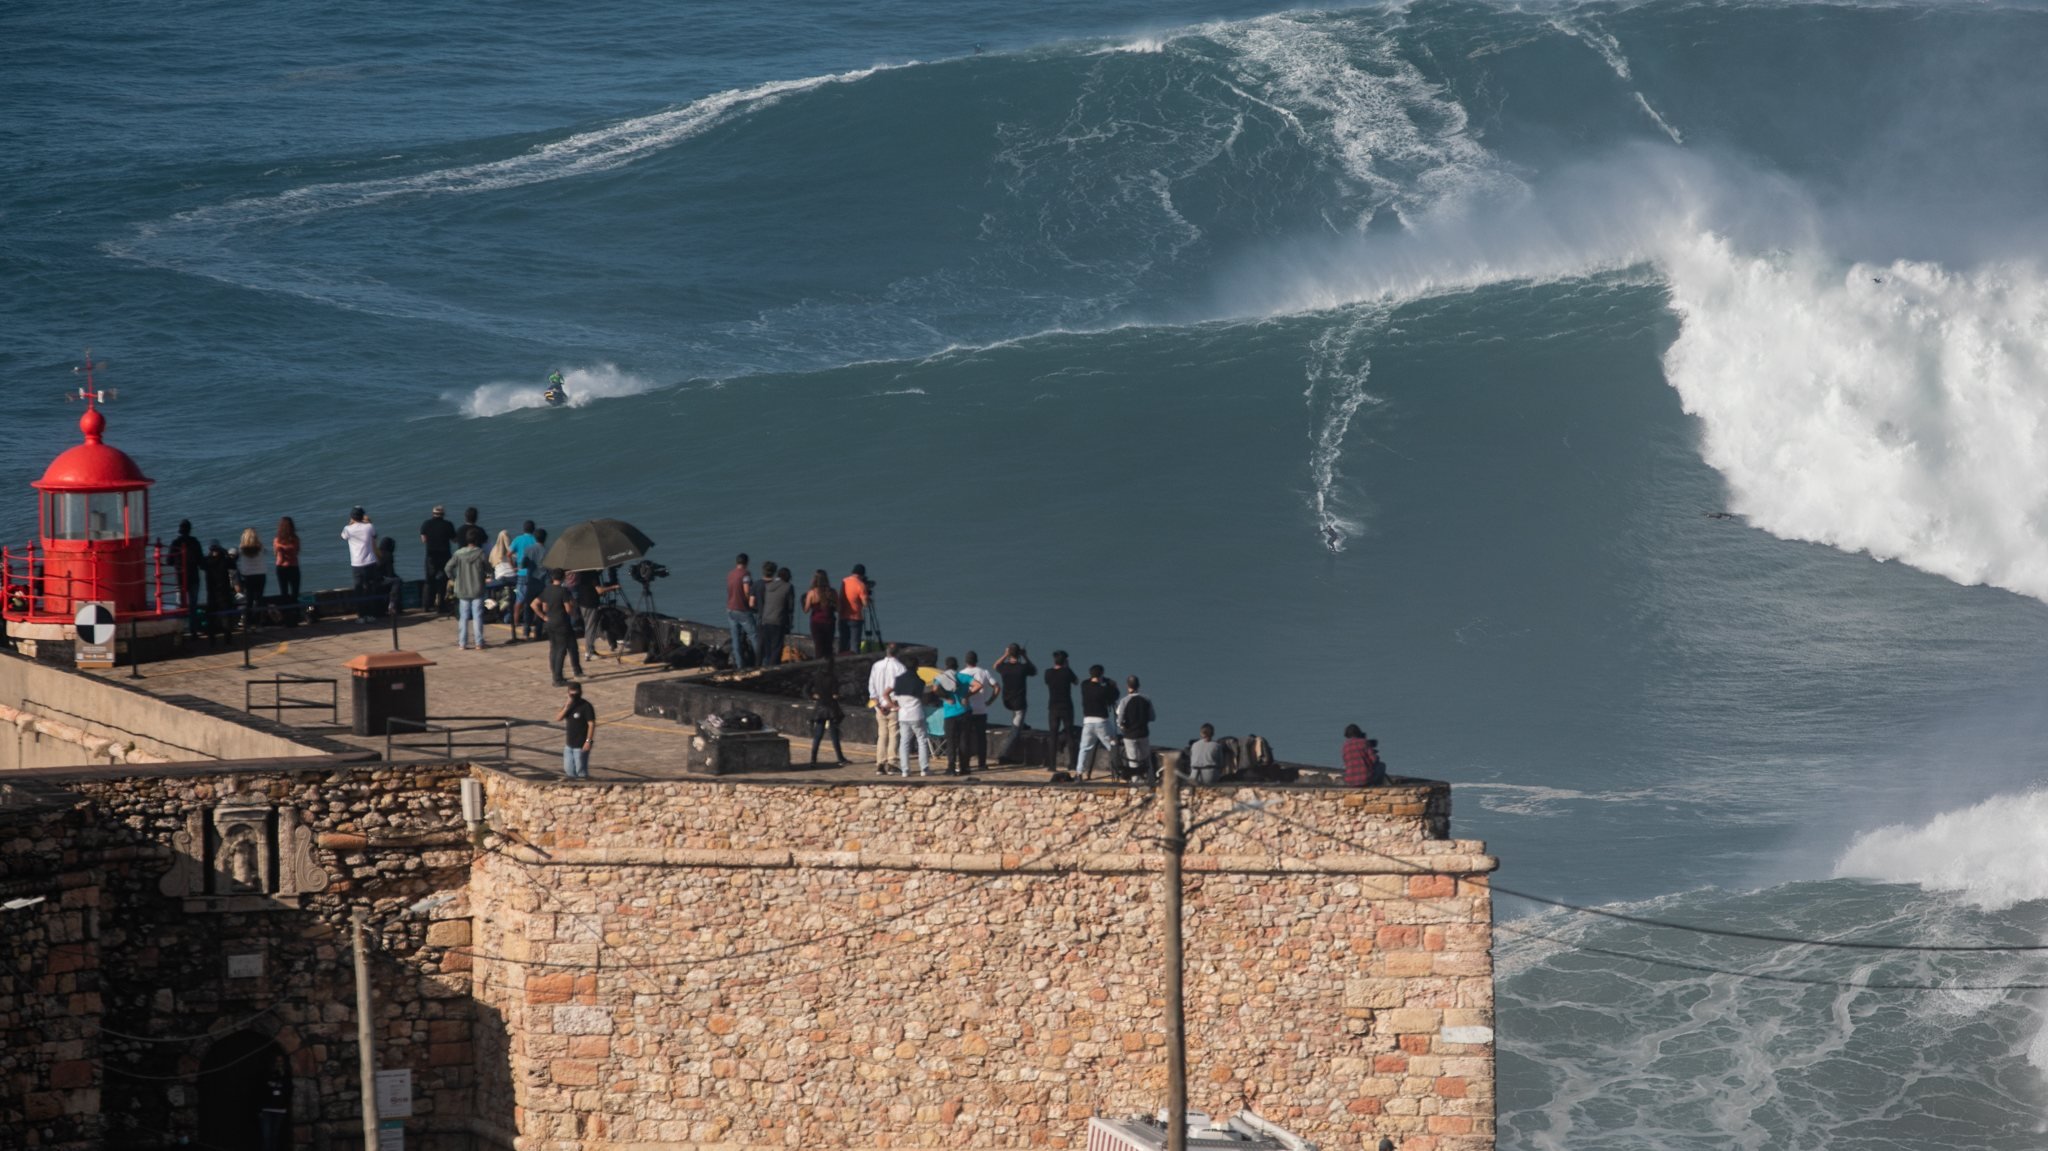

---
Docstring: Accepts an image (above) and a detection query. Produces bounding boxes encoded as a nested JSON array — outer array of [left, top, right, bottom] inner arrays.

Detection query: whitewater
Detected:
[[10, 0, 2048, 1144]]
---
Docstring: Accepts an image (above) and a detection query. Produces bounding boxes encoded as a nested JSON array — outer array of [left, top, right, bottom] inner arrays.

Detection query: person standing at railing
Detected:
[[419, 504, 458, 617], [446, 527, 489, 650], [234, 528, 268, 626], [341, 507, 378, 621], [201, 540, 235, 641], [272, 517, 301, 609], [168, 520, 202, 635]]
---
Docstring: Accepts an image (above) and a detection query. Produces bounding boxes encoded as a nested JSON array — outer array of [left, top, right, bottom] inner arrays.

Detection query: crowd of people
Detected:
[[160, 512, 1387, 788], [847, 641, 1386, 788], [161, 505, 619, 661], [164, 516, 312, 642], [722, 553, 875, 666]]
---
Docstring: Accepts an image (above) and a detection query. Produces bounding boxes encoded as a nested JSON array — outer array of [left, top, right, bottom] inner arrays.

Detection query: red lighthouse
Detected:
[[3, 360, 178, 655]]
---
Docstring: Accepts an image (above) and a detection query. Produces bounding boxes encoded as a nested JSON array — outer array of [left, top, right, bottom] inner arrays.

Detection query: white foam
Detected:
[[1203, 13, 1522, 222], [1098, 35, 1172, 54], [1661, 236, 2048, 601], [453, 363, 655, 418], [131, 64, 905, 237], [1834, 789, 2048, 910]]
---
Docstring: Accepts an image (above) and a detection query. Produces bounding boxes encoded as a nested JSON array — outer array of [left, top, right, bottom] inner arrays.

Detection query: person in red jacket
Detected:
[[1342, 724, 1384, 787]]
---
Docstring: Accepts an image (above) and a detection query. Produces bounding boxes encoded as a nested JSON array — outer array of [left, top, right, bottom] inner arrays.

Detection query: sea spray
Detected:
[[1661, 238, 2048, 601], [1835, 789, 2048, 911], [454, 363, 657, 418]]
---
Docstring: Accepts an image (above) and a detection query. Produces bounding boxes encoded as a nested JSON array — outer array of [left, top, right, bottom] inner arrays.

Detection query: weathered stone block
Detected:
[[552, 1005, 613, 1035], [425, 918, 471, 947]]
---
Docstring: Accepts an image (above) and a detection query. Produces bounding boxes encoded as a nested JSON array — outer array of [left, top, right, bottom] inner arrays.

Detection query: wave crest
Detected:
[[1834, 789, 2048, 910]]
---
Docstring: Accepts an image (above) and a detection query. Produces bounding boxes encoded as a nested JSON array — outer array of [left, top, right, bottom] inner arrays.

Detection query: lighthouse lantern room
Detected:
[[3, 361, 178, 650]]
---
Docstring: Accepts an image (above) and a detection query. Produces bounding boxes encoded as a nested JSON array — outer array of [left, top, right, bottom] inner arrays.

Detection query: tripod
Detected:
[[860, 598, 884, 652]]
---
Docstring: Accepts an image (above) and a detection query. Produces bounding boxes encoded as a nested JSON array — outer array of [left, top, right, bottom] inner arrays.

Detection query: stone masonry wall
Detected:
[[0, 789, 103, 1150], [468, 776, 1496, 1151], [0, 763, 477, 1151]]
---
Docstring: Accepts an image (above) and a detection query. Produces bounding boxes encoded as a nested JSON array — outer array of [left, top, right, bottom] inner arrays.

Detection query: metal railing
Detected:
[[1, 540, 177, 623], [384, 716, 516, 763], [244, 674, 340, 725]]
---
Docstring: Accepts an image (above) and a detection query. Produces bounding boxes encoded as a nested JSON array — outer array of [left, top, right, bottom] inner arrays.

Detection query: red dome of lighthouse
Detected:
[[34, 406, 152, 492]]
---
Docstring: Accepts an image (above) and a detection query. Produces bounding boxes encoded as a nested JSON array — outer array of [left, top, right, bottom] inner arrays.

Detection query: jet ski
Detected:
[[543, 372, 569, 407]]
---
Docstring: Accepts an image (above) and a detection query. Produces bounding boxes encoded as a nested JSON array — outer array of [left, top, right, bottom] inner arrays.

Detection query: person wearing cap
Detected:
[[341, 508, 378, 621], [419, 505, 458, 616], [839, 564, 872, 654]]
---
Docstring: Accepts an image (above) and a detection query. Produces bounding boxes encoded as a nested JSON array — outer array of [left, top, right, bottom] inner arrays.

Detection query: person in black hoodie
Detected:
[[168, 520, 203, 634], [200, 540, 235, 642], [1042, 651, 1079, 776], [418, 504, 458, 615], [994, 644, 1038, 729], [808, 665, 850, 765]]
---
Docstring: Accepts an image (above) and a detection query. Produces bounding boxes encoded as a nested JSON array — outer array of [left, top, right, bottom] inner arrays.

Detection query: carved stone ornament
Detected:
[[159, 804, 330, 911]]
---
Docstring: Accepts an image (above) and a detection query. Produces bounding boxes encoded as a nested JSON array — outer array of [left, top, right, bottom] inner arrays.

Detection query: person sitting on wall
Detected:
[[1184, 723, 1231, 785], [1342, 723, 1385, 787]]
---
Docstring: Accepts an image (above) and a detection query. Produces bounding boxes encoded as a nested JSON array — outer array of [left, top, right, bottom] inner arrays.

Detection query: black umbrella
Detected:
[[541, 518, 656, 572]]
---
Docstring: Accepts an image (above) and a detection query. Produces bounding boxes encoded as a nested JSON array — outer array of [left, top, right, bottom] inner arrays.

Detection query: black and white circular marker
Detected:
[[74, 602, 116, 646]]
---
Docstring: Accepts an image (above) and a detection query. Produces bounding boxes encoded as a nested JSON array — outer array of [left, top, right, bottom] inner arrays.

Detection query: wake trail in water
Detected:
[[1547, 15, 1683, 144], [453, 363, 656, 417], [1302, 309, 1386, 552]]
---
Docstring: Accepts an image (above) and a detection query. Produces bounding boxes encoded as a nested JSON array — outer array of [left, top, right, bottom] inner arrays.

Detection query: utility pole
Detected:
[[1161, 763, 1187, 1151], [352, 907, 381, 1151]]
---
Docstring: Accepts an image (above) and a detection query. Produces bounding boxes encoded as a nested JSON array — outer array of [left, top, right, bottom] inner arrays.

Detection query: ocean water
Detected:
[[8, 0, 2048, 1144]]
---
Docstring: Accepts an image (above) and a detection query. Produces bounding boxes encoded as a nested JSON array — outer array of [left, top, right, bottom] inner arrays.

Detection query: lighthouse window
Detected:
[[45, 492, 138, 541]]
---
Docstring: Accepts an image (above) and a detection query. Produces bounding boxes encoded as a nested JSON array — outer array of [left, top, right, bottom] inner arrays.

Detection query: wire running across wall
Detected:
[[1231, 806, 2048, 994]]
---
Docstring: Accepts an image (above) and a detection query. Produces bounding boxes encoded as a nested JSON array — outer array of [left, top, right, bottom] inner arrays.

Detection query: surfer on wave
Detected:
[[543, 371, 569, 407]]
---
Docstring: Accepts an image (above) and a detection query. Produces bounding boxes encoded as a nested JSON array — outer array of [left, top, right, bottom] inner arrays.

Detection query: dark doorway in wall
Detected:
[[197, 1030, 289, 1151]]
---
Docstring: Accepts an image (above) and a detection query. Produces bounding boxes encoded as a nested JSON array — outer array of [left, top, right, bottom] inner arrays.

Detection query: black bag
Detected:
[[709, 709, 764, 732]]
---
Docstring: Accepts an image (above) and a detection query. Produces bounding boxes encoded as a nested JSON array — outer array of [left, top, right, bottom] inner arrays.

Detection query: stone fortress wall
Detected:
[[467, 775, 1496, 1151], [2, 758, 1495, 1151]]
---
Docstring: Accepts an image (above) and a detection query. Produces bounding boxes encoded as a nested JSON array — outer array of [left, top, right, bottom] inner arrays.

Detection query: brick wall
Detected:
[[469, 776, 1495, 1151]]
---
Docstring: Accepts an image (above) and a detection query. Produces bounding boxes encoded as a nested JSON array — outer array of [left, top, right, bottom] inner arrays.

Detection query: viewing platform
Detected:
[[21, 609, 1441, 812]]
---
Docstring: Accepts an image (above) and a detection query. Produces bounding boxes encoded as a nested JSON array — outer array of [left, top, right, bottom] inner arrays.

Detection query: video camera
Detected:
[[629, 559, 669, 586]]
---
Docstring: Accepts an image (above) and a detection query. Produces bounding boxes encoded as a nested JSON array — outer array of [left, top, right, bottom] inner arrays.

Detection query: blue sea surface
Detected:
[[9, 1, 2048, 1145]]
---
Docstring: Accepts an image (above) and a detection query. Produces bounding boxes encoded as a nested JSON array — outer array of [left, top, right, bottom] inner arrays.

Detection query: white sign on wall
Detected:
[[375, 1068, 413, 1118]]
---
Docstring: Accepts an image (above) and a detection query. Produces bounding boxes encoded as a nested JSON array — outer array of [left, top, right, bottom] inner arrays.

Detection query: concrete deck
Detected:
[[83, 611, 1061, 785]]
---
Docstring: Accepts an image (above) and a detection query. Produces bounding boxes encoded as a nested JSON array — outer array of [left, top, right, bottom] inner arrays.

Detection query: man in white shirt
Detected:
[[341, 507, 378, 621], [867, 643, 908, 774], [891, 655, 933, 777], [960, 651, 1001, 772]]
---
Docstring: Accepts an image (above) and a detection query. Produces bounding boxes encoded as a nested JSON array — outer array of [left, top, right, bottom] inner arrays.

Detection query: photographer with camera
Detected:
[[994, 643, 1038, 729], [839, 564, 873, 654]]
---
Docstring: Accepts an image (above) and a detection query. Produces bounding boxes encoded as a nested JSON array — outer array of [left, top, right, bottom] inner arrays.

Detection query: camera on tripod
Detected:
[[628, 559, 670, 613]]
